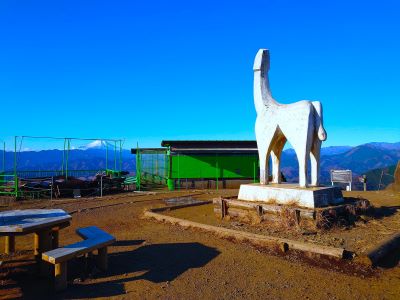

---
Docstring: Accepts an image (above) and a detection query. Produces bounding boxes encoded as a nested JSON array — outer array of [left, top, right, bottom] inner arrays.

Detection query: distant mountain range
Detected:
[[0, 147, 134, 174], [284, 145, 353, 156], [0, 141, 399, 190], [280, 142, 400, 187]]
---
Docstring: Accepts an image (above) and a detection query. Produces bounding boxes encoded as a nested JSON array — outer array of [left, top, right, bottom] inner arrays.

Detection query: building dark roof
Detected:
[[161, 140, 256, 148], [131, 141, 258, 155], [161, 140, 258, 154]]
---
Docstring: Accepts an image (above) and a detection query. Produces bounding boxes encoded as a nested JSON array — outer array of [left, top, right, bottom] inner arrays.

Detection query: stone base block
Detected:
[[238, 183, 343, 208]]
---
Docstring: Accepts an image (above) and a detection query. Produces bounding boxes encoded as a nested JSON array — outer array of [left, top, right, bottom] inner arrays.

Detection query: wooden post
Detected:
[[221, 198, 227, 219], [280, 242, 289, 253], [294, 209, 301, 226], [54, 262, 67, 291], [5, 236, 15, 254], [97, 247, 108, 271], [256, 205, 263, 217], [362, 175, 367, 192]]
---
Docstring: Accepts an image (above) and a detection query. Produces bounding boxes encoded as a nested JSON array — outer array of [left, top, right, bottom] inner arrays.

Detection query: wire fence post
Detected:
[[215, 153, 219, 191], [100, 174, 103, 198], [114, 141, 117, 171], [14, 136, 17, 198], [66, 138, 70, 180], [177, 153, 180, 190], [119, 140, 122, 172], [378, 170, 384, 191], [51, 176, 53, 201], [105, 141, 108, 171], [2, 141, 5, 172]]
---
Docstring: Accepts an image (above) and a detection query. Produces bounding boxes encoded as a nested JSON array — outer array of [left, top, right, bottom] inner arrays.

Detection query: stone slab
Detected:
[[238, 183, 343, 208]]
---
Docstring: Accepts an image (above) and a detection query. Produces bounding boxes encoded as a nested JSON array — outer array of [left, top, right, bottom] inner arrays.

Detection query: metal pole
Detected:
[[216, 154, 219, 191], [177, 153, 180, 190], [105, 141, 108, 171], [66, 139, 70, 180], [378, 170, 384, 191], [119, 140, 122, 172], [100, 175, 103, 197], [151, 152, 154, 183], [253, 158, 256, 183], [14, 137, 16, 177], [51, 176, 53, 201], [2, 141, 5, 172], [166, 147, 173, 190], [136, 143, 141, 191], [114, 141, 117, 171], [62, 138, 66, 176], [164, 150, 167, 183], [155, 153, 158, 178], [14, 136, 17, 198]]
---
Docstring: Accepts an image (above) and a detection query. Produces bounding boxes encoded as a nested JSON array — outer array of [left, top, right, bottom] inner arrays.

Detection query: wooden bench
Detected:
[[42, 226, 115, 291]]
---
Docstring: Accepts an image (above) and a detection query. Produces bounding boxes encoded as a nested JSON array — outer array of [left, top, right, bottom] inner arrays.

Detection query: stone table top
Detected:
[[0, 209, 71, 234]]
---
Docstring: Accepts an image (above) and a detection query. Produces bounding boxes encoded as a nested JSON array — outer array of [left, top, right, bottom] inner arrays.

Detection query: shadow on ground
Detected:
[[63, 241, 220, 299], [375, 246, 400, 269], [10, 241, 220, 299], [344, 197, 399, 219], [113, 239, 145, 247], [373, 206, 400, 218]]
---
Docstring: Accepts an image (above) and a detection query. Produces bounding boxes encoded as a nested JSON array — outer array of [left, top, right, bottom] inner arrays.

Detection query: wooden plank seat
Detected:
[[42, 226, 115, 291]]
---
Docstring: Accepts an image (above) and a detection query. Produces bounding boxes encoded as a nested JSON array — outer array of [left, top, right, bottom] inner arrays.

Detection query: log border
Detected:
[[361, 232, 400, 266], [143, 201, 348, 259]]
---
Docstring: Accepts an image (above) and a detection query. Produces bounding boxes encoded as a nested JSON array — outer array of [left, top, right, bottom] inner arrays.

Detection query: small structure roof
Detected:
[[131, 141, 258, 155], [161, 140, 258, 154]]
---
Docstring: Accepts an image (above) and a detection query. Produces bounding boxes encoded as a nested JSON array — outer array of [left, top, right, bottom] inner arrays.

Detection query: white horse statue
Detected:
[[254, 49, 327, 187]]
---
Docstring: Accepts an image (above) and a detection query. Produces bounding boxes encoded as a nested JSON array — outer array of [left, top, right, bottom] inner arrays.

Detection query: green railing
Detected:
[[16, 169, 106, 179], [0, 174, 18, 196], [135, 148, 168, 190]]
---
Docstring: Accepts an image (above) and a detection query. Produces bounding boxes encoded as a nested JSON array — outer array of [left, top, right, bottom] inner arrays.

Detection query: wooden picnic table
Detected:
[[0, 209, 71, 262]]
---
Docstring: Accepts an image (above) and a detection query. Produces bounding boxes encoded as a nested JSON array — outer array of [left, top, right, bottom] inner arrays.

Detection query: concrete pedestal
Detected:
[[238, 183, 343, 208]]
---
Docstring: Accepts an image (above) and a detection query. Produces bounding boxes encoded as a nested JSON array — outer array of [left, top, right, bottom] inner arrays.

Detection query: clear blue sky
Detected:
[[1, 0, 399, 150]]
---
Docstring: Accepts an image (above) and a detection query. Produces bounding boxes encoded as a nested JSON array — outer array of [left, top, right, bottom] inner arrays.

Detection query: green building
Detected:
[[132, 140, 259, 190]]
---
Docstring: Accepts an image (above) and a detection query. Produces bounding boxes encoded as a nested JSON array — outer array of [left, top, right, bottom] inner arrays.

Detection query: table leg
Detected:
[[5, 236, 15, 254], [34, 233, 39, 256], [55, 262, 67, 291], [52, 230, 59, 249], [34, 230, 53, 276], [97, 247, 108, 271]]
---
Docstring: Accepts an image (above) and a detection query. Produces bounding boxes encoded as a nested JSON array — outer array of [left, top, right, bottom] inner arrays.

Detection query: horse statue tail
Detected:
[[312, 101, 327, 141]]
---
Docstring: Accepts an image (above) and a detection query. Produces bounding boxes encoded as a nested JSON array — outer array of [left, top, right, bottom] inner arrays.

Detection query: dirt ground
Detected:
[[0, 189, 399, 299]]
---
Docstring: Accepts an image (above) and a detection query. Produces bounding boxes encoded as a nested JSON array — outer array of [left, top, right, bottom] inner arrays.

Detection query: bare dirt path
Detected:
[[0, 190, 399, 299]]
